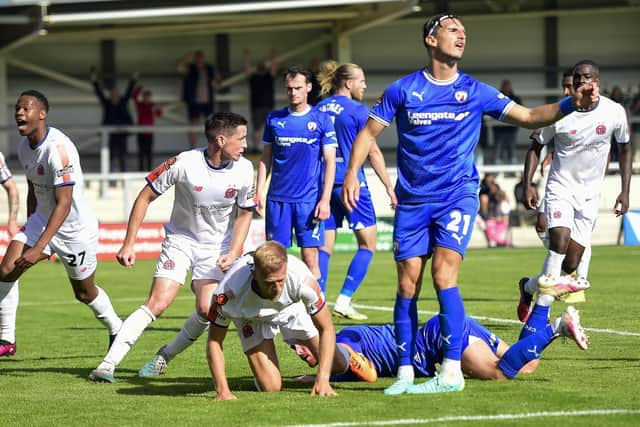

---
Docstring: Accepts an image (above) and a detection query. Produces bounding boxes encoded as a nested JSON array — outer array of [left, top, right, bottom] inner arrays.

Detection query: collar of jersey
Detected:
[[576, 96, 600, 113], [288, 105, 311, 116], [422, 69, 459, 86], [202, 149, 230, 170], [29, 126, 51, 150]]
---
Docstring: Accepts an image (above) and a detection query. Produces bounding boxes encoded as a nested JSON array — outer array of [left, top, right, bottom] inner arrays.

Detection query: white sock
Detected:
[[397, 364, 414, 381], [335, 343, 351, 374], [162, 312, 209, 361], [334, 294, 351, 311], [542, 250, 565, 277], [535, 293, 555, 307], [524, 275, 540, 295], [576, 245, 591, 278], [440, 358, 463, 383], [99, 305, 155, 371], [87, 286, 123, 335], [0, 281, 18, 343]]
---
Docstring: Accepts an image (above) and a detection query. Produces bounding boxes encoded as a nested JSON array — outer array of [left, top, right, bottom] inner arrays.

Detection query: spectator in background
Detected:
[[494, 80, 522, 164], [308, 57, 322, 106], [244, 48, 278, 154], [177, 50, 221, 148], [90, 68, 136, 174], [132, 76, 162, 171], [479, 173, 497, 219], [485, 189, 512, 247]]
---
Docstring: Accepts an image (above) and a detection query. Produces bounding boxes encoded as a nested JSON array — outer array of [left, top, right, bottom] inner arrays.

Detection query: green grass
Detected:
[[3, 246, 640, 426]]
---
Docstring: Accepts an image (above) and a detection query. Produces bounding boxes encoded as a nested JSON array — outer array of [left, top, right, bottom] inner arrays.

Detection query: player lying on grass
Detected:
[[293, 302, 588, 392]]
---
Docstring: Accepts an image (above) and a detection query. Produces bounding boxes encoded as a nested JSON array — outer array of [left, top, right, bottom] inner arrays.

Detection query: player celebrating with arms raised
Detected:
[[342, 13, 597, 394]]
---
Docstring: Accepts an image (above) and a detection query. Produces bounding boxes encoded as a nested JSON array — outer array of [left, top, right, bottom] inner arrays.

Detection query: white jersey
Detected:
[[208, 254, 325, 328], [146, 148, 256, 247], [0, 152, 12, 184], [531, 96, 629, 208], [17, 127, 96, 239]]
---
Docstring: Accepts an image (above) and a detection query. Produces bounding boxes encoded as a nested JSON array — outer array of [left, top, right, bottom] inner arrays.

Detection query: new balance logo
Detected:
[[411, 91, 425, 101]]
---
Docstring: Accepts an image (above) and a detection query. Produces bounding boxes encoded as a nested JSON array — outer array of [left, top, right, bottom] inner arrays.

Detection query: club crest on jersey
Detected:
[[570, 129, 577, 135], [596, 124, 607, 135], [224, 187, 237, 199], [163, 259, 175, 270], [193, 186, 203, 192], [553, 210, 562, 219], [242, 322, 254, 338], [454, 90, 468, 103], [307, 121, 317, 131], [37, 164, 44, 175]]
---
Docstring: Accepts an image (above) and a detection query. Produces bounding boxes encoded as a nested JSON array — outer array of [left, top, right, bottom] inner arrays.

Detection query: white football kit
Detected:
[[0, 152, 13, 184], [16, 127, 98, 280], [208, 254, 325, 352], [531, 96, 630, 246], [146, 149, 256, 283]]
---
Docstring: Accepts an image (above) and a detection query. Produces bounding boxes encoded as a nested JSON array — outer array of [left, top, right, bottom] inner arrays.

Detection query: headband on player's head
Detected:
[[423, 13, 458, 38]]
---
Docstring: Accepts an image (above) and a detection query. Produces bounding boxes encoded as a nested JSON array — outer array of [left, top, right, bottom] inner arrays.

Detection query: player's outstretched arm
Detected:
[[343, 119, 385, 212], [207, 325, 236, 401], [116, 185, 158, 267], [310, 299, 337, 397], [503, 84, 599, 129]]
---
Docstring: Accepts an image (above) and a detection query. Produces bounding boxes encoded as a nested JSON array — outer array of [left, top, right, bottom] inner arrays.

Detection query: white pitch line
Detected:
[[18, 298, 640, 337], [284, 409, 640, 427], [351, 303, 640, 337]]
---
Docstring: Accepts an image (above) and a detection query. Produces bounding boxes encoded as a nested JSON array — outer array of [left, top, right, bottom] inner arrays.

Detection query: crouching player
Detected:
[[206, 241, 376, 400]]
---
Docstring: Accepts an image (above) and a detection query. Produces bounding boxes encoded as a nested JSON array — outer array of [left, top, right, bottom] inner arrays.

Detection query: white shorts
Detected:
[[153, 233, 225, 284], [233, 302, 318, 353], [545, 197, 598, 248], [14, 212, 98, 280]]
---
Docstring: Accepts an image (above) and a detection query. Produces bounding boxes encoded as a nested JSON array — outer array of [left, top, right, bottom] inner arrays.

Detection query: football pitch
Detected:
[[3, 245, 639, 426]]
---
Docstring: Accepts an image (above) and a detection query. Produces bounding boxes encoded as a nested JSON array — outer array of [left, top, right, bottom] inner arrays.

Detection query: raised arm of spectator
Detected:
[[176, 51, 193, 75], [269, 48, 278, 77], [243, 48, 252, 76]]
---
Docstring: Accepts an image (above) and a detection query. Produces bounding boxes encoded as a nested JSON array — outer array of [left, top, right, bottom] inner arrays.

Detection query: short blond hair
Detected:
[[253, 241, 288, 274]]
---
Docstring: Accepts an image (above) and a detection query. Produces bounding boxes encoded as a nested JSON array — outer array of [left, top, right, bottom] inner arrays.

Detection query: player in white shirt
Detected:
[[518, 61, 631, 323], [0, 90, 123, 358], [0, 152, 19, 239], [206, 241, 374, 400], [89, 112, 255, 383]]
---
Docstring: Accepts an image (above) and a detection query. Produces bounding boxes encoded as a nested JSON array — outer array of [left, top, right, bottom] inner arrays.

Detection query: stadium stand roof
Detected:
[[0, 0, 637, 49]]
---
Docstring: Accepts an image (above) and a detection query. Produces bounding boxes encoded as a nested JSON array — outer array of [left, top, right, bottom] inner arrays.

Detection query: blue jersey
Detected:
[[263, 106, 337, 202], [335, 316, 500, 379], [316, 95, 368, 185], [370, 69, 514, 203]]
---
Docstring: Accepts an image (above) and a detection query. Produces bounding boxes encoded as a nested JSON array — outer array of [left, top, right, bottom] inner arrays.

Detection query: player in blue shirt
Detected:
[[293, 303, 588, 383], [342, 13, 598, 394], [315, 61, 396, 320], [257, 66, 337, 281]]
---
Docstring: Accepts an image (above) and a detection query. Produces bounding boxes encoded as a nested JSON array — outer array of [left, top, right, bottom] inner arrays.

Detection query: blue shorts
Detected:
[[393, 195, 478, 261], [325, 185, 377, 231], [266, 199, 324, 248]]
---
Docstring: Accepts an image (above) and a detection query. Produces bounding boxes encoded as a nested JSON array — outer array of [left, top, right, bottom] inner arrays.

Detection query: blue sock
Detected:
[[437, 287, 465, 361], [394, 295, 417, 367], [318, 249, 331, 294], [339, 248, 373, 297], [519, 303, 550, 340], [498, 324, 555, 378]]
